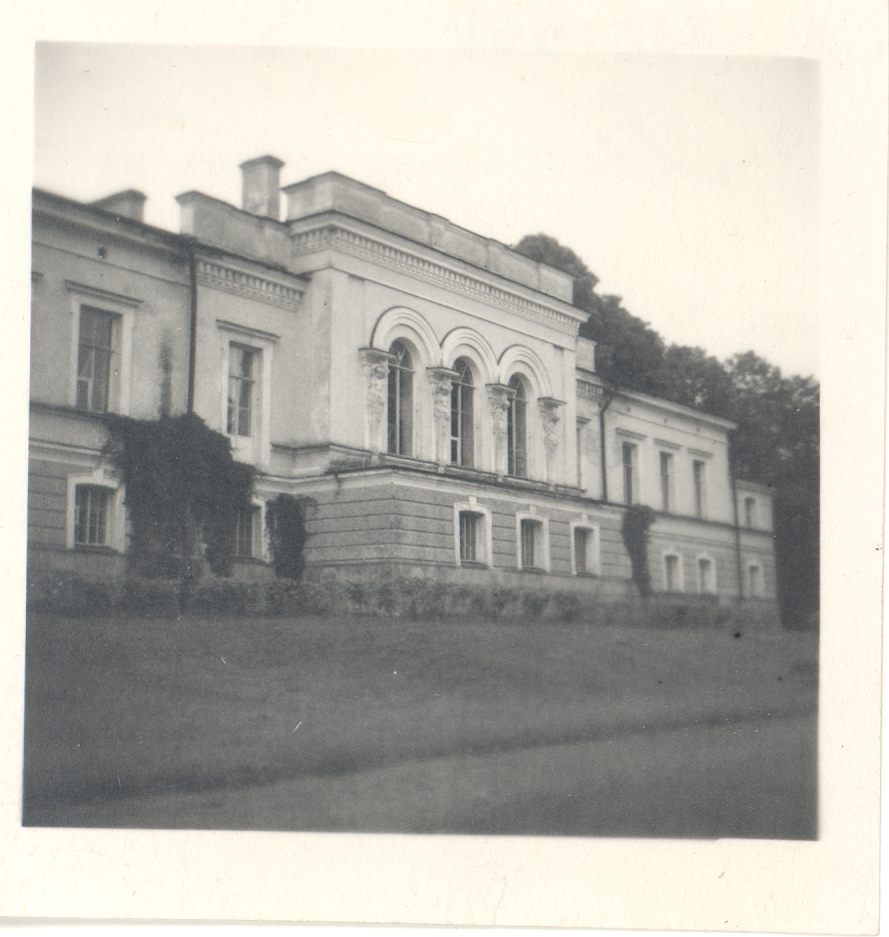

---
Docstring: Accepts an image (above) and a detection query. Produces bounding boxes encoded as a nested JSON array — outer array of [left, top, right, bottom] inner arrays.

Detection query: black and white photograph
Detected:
[[4, 3, 885, 930]]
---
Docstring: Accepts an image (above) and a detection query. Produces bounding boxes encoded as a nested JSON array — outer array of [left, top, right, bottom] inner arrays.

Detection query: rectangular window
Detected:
[[74, 485, 110, 547], [659, 451, 674, 512], [664, 554, 681, 592], [697, 557, 715, 594], [76, 307, 116, 412], [574, 527, 589, 574], [622, 442, 637, 505], [692, 459, 707, 518], [458, 511, 481, 563], [227, 345, 257, 437], [235, 506, 261, 559], [744, 496, 757, 528], [748, 564, 763, 598], [520, 518, 542, 570]]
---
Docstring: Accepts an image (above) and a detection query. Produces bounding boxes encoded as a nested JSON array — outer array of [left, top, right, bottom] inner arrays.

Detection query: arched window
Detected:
[[507, 374, 527, 477], [450, 358, 474, 466], [387, 341, 413, 455]]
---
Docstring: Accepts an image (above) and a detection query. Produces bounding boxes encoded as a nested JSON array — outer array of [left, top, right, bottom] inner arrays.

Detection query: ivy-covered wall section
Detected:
[[105, 414, 254, 582], [621, 504, 656, 597]]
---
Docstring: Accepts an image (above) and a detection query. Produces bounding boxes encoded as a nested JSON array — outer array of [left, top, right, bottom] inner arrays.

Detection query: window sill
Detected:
[[73, 544, 118, 555], [520, 566, 547, 574], [459, 560, 488, 569], [574, 571, 599, 578]]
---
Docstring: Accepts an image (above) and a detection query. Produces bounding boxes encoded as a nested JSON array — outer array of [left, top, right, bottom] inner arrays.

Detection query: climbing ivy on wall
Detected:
[[105, 414, 254, 581], [621, 504, 656, 597], [265, 494, 315, 580]]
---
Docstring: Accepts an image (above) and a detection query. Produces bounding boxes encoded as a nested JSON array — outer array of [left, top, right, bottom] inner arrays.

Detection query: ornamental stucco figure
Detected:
[[487, 383, 515, 475], [538, 396, 566, 483], [427, 366, 459, 464], [359, 347, 394, 453]]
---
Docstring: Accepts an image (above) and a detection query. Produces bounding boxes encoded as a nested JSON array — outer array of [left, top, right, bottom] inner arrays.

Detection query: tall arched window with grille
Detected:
[[507, 374, 527, 477], [450, 358, 474, 466], [387, 341, 413, 455]]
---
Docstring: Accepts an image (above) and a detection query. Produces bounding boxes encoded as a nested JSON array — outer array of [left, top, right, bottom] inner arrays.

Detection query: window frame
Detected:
[[515, 511, 550, 572], [621, 440, 639, 505], [696, 553, 717, 594], [234, 502, 265, 561], [387, 340, 414, 457], [663, 551, 684, 593], [506, 374, 528, 478], [452, 499, 492, 568], [227, 343, 258, 438], [66, 469, 125, 552], [217, 320, 278, 466], [659, 450, 675, 512], [67, 282, 138, 416], [743, 495, 757, 528], [747, 561, 764, 598], [450, 358, 475, 467], [692, 458, 708, 518], [569, 521, 600, 576]]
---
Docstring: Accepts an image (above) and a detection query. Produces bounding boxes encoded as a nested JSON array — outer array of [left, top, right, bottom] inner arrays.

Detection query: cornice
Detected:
[[196, 258, 305, 311], [290, 221, 585, 337]]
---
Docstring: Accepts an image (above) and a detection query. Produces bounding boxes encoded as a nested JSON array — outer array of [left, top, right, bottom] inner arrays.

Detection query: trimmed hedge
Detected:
[[25, 569, 779, 630]]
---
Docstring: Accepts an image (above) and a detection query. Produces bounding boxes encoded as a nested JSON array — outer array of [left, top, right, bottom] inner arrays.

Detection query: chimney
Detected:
[[240, 155, 284, 220], [91, 189, 147, 222]]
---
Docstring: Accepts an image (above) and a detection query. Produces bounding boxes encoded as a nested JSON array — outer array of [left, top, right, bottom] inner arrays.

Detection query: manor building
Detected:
[[29, 157, 777, 608]]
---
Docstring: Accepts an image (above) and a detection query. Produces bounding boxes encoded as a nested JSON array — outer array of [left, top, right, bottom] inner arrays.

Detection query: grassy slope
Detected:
[[23, 611, 817, 826]]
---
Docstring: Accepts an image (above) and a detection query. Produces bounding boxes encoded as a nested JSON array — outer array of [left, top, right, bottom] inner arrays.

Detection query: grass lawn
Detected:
[[22, 611, 818, 836]]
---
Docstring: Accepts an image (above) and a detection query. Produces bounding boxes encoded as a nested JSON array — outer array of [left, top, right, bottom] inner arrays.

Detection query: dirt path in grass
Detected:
[[27, 710, 816, 838]]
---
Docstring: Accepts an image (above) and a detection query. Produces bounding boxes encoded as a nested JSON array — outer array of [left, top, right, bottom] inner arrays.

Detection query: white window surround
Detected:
[[66, 469, 125, 552], [217, 320, 278, 467], [515, 509, 550, 572], [696, 553, 717, 594], [691, 455, 710, 519], [452, 499, 493, 567], [662, 550, 684, 593], [569, 520, 600, 576], [746, 560, 764, 598], [66, 282, 139, 415], [235, 498, 268, 562]]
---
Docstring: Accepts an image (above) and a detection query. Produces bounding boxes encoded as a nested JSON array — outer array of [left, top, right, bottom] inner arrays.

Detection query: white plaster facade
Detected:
[[28, 157, 778, 606]]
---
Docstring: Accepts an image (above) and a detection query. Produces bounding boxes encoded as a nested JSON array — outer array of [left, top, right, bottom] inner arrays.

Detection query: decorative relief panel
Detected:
[[427, 366, 459, 464], [359, 347, 395, 452]]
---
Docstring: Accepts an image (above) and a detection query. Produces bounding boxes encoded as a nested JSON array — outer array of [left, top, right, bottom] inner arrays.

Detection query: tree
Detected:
[[655, 344, 734, 418], [513, 231, 820, 628], [723, 352, 820, 628]]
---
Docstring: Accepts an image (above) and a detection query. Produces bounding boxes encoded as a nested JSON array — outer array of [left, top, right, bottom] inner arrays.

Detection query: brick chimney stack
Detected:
[[240, 155, 284, 220]]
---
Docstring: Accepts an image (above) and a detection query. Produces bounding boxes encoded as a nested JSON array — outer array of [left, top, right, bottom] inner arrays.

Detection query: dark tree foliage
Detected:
[[514, 232, 820, 628], [513, 234, 599, 309], [265, 494, 315, 580], [105, 414, 254, 582], [654, 344, 734, 418], [724, 353, 820, 628], [621, 505, 656, 596]]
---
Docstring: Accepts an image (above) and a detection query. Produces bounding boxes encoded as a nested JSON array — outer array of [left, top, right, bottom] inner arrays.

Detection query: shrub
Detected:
[[120, 576, 181, 617], [261, 579, 307, 616], [27, 570, 116, 616], [188, 578, 258, 616]]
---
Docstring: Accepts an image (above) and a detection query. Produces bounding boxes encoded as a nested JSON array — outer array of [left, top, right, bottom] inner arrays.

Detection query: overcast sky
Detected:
[[34, 44, 819, 377]]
